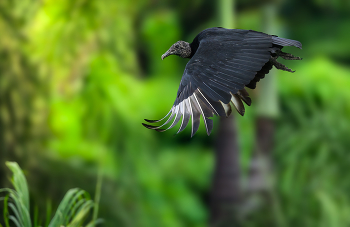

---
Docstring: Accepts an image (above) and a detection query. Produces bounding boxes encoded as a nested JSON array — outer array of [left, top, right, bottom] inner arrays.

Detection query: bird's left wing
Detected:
[[143, 29, 284, 136]]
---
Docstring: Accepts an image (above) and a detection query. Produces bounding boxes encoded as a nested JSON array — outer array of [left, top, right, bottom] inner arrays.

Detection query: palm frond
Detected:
[[49, 188, 100, 227], [0, 162, 32, 227], [1, 162, 102, 227]]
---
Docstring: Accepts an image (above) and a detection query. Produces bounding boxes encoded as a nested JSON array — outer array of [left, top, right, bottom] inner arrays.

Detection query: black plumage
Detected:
[[143, 27, 302, 136]]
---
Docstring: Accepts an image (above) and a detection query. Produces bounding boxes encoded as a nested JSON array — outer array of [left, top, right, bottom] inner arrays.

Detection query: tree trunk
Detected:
[[210, 115, 241, 226], [247, 117, 274, 194]]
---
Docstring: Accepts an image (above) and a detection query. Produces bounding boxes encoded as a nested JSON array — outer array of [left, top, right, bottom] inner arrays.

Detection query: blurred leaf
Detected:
[[1, 162, 100, 227]]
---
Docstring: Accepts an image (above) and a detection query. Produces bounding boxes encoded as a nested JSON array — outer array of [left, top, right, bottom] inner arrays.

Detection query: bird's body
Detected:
[[143, 27, 302, 136]]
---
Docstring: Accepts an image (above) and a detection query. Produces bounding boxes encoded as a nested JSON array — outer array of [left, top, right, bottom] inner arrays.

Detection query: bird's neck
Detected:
[[189, 38, 200, 58]]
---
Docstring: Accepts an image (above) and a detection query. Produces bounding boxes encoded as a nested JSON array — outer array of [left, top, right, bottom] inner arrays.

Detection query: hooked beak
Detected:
[[161, 50, 171, 60]]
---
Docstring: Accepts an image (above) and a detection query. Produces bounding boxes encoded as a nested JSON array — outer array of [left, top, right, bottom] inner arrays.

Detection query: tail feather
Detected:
[[272, 36, 302, 49]]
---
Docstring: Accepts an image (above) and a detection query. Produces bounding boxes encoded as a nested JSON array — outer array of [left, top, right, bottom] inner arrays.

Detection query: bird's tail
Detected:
[[272, 36, 302, 49]]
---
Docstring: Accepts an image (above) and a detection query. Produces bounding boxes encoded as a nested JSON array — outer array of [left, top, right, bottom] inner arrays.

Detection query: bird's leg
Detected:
[[276, 50, 302, 60], [269, 57, 295, 73]]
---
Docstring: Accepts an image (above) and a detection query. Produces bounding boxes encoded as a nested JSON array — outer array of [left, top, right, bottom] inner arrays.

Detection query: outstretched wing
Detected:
[[143, 28, 301, 136]]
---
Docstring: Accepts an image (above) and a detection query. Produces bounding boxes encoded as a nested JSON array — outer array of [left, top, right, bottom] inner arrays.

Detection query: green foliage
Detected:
[[0, 162, 101, 227], [272, 58, 350, 227]]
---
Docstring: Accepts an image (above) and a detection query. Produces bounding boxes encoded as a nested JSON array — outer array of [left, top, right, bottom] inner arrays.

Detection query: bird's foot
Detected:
[[277, 50, 302, 60], [270, 58, 295, 73]]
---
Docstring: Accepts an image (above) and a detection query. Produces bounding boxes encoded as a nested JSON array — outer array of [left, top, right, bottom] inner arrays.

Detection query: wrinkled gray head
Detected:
[[161, 41, 191, 60]]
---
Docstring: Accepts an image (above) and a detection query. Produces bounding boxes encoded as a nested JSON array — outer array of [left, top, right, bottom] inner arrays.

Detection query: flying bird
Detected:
[[143, 27, 302, 136]]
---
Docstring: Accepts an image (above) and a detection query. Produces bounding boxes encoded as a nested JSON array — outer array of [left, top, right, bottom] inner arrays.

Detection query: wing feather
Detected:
[[193, 92, 213, 136], [230, 93, 245, 116], [156, 105, 181, 132], [144, 110, 171, 123], [142, 107, 176, 129], [189, 94, 201, 137], [177, 98, 191, 134]]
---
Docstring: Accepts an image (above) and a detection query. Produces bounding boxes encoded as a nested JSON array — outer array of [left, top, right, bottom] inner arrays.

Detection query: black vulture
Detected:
[[143, 27, 302, 136]]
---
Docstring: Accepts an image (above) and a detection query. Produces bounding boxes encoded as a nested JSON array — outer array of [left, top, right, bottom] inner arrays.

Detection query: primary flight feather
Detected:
[[143, 27, 302, 136]]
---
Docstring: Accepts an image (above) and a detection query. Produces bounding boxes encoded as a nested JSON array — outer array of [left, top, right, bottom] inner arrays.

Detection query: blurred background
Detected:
[[1, 0, 350, 226]]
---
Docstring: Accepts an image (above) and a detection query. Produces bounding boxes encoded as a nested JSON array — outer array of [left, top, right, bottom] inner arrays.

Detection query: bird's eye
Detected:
[[175, 44, 180, 48]]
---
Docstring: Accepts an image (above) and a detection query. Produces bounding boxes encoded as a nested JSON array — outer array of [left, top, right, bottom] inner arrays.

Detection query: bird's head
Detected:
[[161, 41, 191, 60]]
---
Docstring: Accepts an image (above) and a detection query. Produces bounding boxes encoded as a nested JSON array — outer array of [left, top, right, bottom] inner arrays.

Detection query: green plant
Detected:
[[0, 162, 102, 227]]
